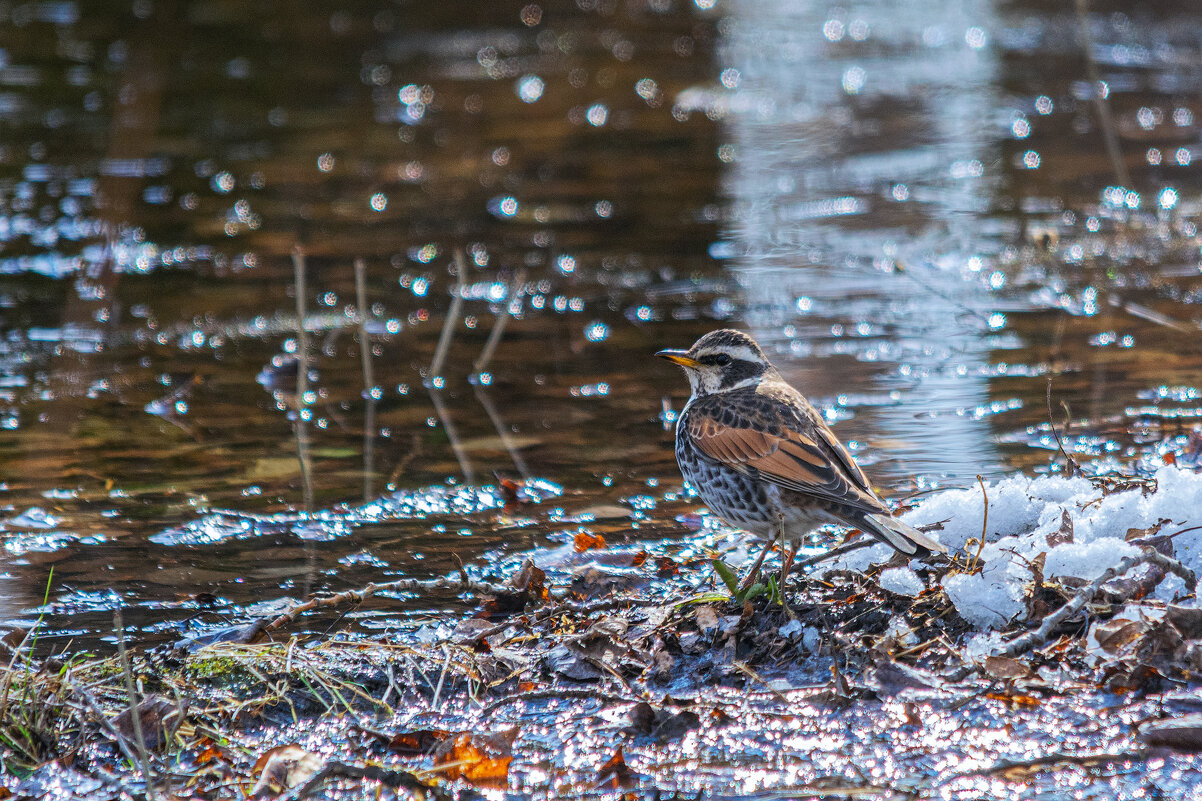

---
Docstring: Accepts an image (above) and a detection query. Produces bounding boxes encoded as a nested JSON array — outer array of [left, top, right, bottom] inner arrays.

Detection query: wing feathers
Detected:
[[684, 388, 888, 517]]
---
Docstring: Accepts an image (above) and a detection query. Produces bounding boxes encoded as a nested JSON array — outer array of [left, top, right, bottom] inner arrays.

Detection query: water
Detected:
[[1, 0, 1201, 670]]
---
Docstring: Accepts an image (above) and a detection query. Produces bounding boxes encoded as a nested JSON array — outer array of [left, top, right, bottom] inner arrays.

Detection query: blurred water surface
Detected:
[[1, 0, 1202, 660]]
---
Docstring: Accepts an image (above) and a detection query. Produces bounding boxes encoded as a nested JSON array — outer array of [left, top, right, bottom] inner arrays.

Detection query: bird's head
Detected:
[[656, 329, 774, 397]]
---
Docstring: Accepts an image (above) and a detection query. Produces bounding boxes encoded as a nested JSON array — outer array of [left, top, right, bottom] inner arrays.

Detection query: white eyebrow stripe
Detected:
[[698, 345, 760, 363]]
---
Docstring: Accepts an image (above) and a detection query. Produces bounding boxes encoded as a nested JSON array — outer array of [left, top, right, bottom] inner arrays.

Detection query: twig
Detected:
[[732, 661, 792, 704], [472, 268, 526, 377], [114, 608, 156, 798], [481, 687, 638, 716], [792, 538, 875, 573], [263, 575, 521, 633], [474, 385, 532, 479], [1140, 549, 1197, 592], [946, 548, 1169, 682], [1073, 0, 1132, 188], [354, 257, 376, 501], [1046, 375, 1079, 478], [427, 384, 477, 485], [291, 246, 315, 512], [966, 475, 989, 572], [958, 749, 1148, 778], [281, 761, 445, 801], [428, 248, 467, 380], [431, 645, 451, 710]]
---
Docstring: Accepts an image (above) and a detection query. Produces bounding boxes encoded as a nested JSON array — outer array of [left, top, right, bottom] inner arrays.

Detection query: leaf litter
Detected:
[[4, 470, 1202, 798]]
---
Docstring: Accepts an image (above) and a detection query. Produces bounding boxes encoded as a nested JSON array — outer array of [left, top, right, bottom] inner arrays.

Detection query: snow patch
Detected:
[[1044, 539, 1140, 580], [878, 567, 923, 596], [942, 571, 1023, 629], [892, 466, 1202, 629]]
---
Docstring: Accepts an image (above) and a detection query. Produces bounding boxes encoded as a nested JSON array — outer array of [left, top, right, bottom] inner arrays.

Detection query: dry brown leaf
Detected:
[[694, 604, 720, 633], [510, 559, 549, 602], [112, 694, 184, 751], [983, 656, 1032, 680], [1140, 713, 1202, 752], [1047, 509, 1074, 547], [1094, 619, 1147, 652], [1125, 519, 1167, 542], [654, 556, 679, 577], [250, 744, 325, 796]]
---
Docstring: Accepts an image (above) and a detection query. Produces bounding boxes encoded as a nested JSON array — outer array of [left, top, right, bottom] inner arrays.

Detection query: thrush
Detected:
[[658, 329, 946, 590]]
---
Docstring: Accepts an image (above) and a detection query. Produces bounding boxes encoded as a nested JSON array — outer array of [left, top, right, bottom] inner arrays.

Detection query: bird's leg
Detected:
[[779, 539, 800, 619], [739, 531, 777, 591], [774, 514, 798, 618]]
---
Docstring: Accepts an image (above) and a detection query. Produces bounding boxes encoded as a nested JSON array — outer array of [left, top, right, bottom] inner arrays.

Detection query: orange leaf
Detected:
[[574, 532, 608, 552], [435, 734, 512, 786], [389, 729, 452, 755], [595, 746, 634, 789], [984, 692, 1041, 707], [654, 556, 679, 577]]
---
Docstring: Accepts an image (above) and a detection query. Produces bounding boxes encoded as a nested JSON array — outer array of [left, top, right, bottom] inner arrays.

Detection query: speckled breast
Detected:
[[674, 410, 776, 537]]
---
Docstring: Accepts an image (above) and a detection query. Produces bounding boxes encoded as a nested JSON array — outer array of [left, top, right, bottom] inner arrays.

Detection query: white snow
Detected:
[[1044, 539, 1140, 580], [878, 567, 924, 596], [941, 571, 1024, 629], [821, 466, 1202, 630]]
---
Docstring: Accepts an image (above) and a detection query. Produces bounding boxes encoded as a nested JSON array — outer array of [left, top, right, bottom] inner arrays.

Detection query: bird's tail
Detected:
[[859, 513, 947, 557]]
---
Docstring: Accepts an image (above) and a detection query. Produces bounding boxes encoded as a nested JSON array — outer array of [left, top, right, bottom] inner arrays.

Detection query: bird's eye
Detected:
[[714, 353, 731, 366]]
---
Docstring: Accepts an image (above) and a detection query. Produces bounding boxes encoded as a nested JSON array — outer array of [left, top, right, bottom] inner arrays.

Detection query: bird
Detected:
[[657, 329, 946, 591]]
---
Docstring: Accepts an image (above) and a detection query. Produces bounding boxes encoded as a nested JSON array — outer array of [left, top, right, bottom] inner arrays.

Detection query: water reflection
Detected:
[[721, 0, 1010, 487], [2, 0, 1202, 649]]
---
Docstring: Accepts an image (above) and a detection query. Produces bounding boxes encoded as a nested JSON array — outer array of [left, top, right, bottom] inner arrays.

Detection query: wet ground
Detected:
[[2, 0, 1202, 796]]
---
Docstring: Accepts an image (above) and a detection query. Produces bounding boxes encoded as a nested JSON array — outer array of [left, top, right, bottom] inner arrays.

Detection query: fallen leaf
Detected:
[[694, 605, 720, 634], [595, 746, 634, 789], [1166, 604, 1202, 638], [509, 559, 549, 602], [983, 656, 1033, 680], [869, 660, 943, 693], [111, 694, 185, 751], [574, 532, 608, 552], [1125, 519, 1167, 542], [1094, 619, 1147, 653], [624, 702, 701, 741], [1140, 714, 1202, 752], [497, 476, 522, 506], [433, 730, 516, 786], [654, 556, 679, 577], [984, 691, 1041, 707], [1047, 509, 1074, 547], [477, 559, 549, 617], [388, 729, 452, 755], [251, 744, 325, 796], [545, 643, 603, 681]]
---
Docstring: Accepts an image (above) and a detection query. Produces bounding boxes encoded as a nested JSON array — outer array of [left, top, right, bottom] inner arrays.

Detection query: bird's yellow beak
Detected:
[[656, 349, 700, 368]]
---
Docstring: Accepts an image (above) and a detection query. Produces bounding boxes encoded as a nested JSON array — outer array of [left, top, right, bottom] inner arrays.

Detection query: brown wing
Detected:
[[683, 387, 889, 516]]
